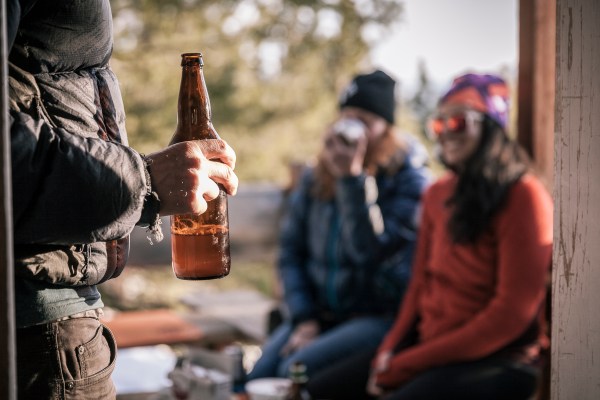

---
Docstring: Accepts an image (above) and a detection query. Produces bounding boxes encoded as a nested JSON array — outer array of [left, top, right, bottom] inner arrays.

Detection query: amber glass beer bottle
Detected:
[[286, 362, 312, 400], [169, 52, 231, 280]]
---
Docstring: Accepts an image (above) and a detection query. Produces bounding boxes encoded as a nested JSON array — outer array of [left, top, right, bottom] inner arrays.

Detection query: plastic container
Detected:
[[245, 378, 292, 400]]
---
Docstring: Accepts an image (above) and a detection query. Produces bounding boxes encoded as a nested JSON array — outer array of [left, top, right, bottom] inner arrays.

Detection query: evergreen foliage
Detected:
[[110, 0, 404, 183]]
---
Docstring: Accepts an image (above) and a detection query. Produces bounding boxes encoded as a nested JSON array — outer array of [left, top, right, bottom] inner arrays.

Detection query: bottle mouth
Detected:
[[181, 52, 204, 66]]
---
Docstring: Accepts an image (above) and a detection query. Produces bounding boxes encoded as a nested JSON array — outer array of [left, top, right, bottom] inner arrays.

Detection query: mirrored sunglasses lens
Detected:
[[431, 119, 445, 136], [447, 115, 467, 133]]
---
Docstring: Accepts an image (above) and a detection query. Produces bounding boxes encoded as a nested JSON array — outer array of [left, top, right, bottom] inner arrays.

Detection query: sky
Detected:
[[371, 0, 518, 97]]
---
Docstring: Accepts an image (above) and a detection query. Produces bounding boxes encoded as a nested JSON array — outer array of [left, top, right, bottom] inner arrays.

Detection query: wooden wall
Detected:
[[552, 0, 600, 398]]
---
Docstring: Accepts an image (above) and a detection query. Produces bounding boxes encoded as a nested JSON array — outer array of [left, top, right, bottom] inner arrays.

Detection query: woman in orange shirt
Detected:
[[307, 73, 553, 400]]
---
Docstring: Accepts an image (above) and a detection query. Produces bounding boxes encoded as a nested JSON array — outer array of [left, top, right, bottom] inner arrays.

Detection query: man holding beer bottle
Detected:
[[6, 1, 238, 399]]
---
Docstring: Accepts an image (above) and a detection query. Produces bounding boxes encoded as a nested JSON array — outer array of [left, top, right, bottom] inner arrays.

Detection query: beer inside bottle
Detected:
[[170, 52, 231, 280]]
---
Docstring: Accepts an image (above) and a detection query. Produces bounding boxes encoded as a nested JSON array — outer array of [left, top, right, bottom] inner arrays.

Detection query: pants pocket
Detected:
[[63, 324, 117, 400], [76, 323, 111, 377]]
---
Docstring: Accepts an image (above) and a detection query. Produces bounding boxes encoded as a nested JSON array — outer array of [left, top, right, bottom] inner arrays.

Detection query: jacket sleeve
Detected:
[[10, 110, 148, 245], [8, 0, 154, 245], [277, 171, 317, 324], [376, 177, 553, 388], [7, 0, 38, 50], [335, 160, 429, 267], [375, 185, 433, 355]]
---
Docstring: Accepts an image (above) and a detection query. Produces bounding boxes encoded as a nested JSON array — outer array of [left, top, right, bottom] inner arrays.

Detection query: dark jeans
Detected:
[[307, 348, 375, 400], [308, 348, 541, 400], [17, 317, 117, 400], [248, 316, 392, 380]]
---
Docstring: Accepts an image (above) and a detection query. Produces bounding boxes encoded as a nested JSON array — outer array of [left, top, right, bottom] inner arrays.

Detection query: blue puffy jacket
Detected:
[[278, 134, 431, 325]]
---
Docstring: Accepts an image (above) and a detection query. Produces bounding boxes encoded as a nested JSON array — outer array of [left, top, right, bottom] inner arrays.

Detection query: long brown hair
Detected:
[[312, 124, 408, 200]]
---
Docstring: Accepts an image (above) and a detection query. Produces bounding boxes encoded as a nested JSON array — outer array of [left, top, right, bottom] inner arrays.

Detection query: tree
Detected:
[[110, 0, 403, 183], [407, 59, 436, 139]]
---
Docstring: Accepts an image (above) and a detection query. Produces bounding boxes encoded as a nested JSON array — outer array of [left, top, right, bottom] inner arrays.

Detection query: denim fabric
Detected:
[[17, 317, 117, 400], [307, 348, 376, 400], [306, 348, 540, 400], [247, 316, 392, 380], [380, 356, 539, 400]]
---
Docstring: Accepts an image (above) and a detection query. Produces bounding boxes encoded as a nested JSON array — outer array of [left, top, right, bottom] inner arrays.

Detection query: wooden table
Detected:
[[102, 309, 204, 348]]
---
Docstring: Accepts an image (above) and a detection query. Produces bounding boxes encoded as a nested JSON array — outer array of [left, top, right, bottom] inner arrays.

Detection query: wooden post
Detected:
[[553, 0, 600, 399], [518, 3, 556, 397], [518, 0, 556, 192], [0, 0, 17, 398]]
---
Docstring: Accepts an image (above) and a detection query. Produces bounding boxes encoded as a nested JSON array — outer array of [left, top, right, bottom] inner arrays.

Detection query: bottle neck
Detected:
[[176, 63, 218, 139]]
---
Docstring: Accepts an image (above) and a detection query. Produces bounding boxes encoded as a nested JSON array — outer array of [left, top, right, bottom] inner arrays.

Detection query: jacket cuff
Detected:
[[137, 154, 164, 244]]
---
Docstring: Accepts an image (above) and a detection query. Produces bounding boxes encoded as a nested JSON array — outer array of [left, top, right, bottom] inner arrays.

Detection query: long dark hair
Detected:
[[443, 116, 530, 243]]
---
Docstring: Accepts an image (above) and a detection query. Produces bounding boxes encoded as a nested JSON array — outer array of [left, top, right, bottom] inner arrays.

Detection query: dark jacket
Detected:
[[8, 0, 156, 327], [279, 135, 430, 326]]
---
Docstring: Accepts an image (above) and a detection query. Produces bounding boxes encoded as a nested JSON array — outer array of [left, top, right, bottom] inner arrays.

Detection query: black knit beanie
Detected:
[[338, 70, 396, 124]]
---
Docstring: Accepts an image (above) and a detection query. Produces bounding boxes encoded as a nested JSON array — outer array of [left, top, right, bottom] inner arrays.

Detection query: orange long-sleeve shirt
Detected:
[[376, 173, 553, 388]]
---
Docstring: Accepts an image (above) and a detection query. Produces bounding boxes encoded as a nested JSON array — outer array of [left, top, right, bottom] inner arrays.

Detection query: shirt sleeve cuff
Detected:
[[137, 154, 164, 244]]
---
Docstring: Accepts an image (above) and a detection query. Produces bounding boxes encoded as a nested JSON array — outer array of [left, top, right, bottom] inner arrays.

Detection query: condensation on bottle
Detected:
[[169, 52, 231, 280]]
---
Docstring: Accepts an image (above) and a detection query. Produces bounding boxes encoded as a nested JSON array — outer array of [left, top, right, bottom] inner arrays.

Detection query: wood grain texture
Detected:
[[553, 0, 600, 398]]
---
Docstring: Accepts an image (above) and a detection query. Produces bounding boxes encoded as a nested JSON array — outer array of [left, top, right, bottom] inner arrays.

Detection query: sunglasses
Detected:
[[427, 111, 483, 138]]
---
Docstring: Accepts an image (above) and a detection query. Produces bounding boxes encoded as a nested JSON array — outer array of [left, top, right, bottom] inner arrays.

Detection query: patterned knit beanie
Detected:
[[439, 73, 510, 129], [339, 70, 396, 124]]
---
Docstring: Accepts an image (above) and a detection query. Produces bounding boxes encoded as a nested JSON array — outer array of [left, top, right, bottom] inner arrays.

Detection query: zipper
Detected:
[[35, 96, 59, 129], [74, 244, 91, 281], [325, 211, 341, 313]]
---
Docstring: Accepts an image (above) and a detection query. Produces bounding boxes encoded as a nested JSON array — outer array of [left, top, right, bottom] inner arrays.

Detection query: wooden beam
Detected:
[[553, 0, 600, 398], [518, 0, 556, 191], [0, 0, 17, 398]]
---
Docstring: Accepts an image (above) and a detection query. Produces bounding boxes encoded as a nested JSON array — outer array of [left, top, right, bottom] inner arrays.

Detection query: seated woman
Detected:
[[246, 70, 431, 382], [307, 73, 553, 400]]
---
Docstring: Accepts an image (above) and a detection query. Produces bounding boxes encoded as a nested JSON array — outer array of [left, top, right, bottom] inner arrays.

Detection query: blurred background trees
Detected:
[[110, 0, 435, 184]]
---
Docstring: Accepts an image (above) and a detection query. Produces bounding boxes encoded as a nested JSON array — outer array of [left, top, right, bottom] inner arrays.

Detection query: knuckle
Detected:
[[213, 139, 226, 151], [194, 199, 208, 214], [183, 140, 198, 154], [186, 169, 201, 188], [202, 139, 220, 153], [188, 156, 202, 169], [222, 165, 233, 180]]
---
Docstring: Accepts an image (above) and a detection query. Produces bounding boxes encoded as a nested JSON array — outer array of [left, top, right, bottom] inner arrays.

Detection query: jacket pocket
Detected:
[[14, 243, 111, 286]]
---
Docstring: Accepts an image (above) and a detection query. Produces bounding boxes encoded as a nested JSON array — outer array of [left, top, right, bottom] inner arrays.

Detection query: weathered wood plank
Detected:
[[553, 0, 600, 398]]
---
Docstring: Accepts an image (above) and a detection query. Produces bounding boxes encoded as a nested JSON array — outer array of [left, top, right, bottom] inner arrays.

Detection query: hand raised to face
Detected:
[[321, 121, 368, 177]]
